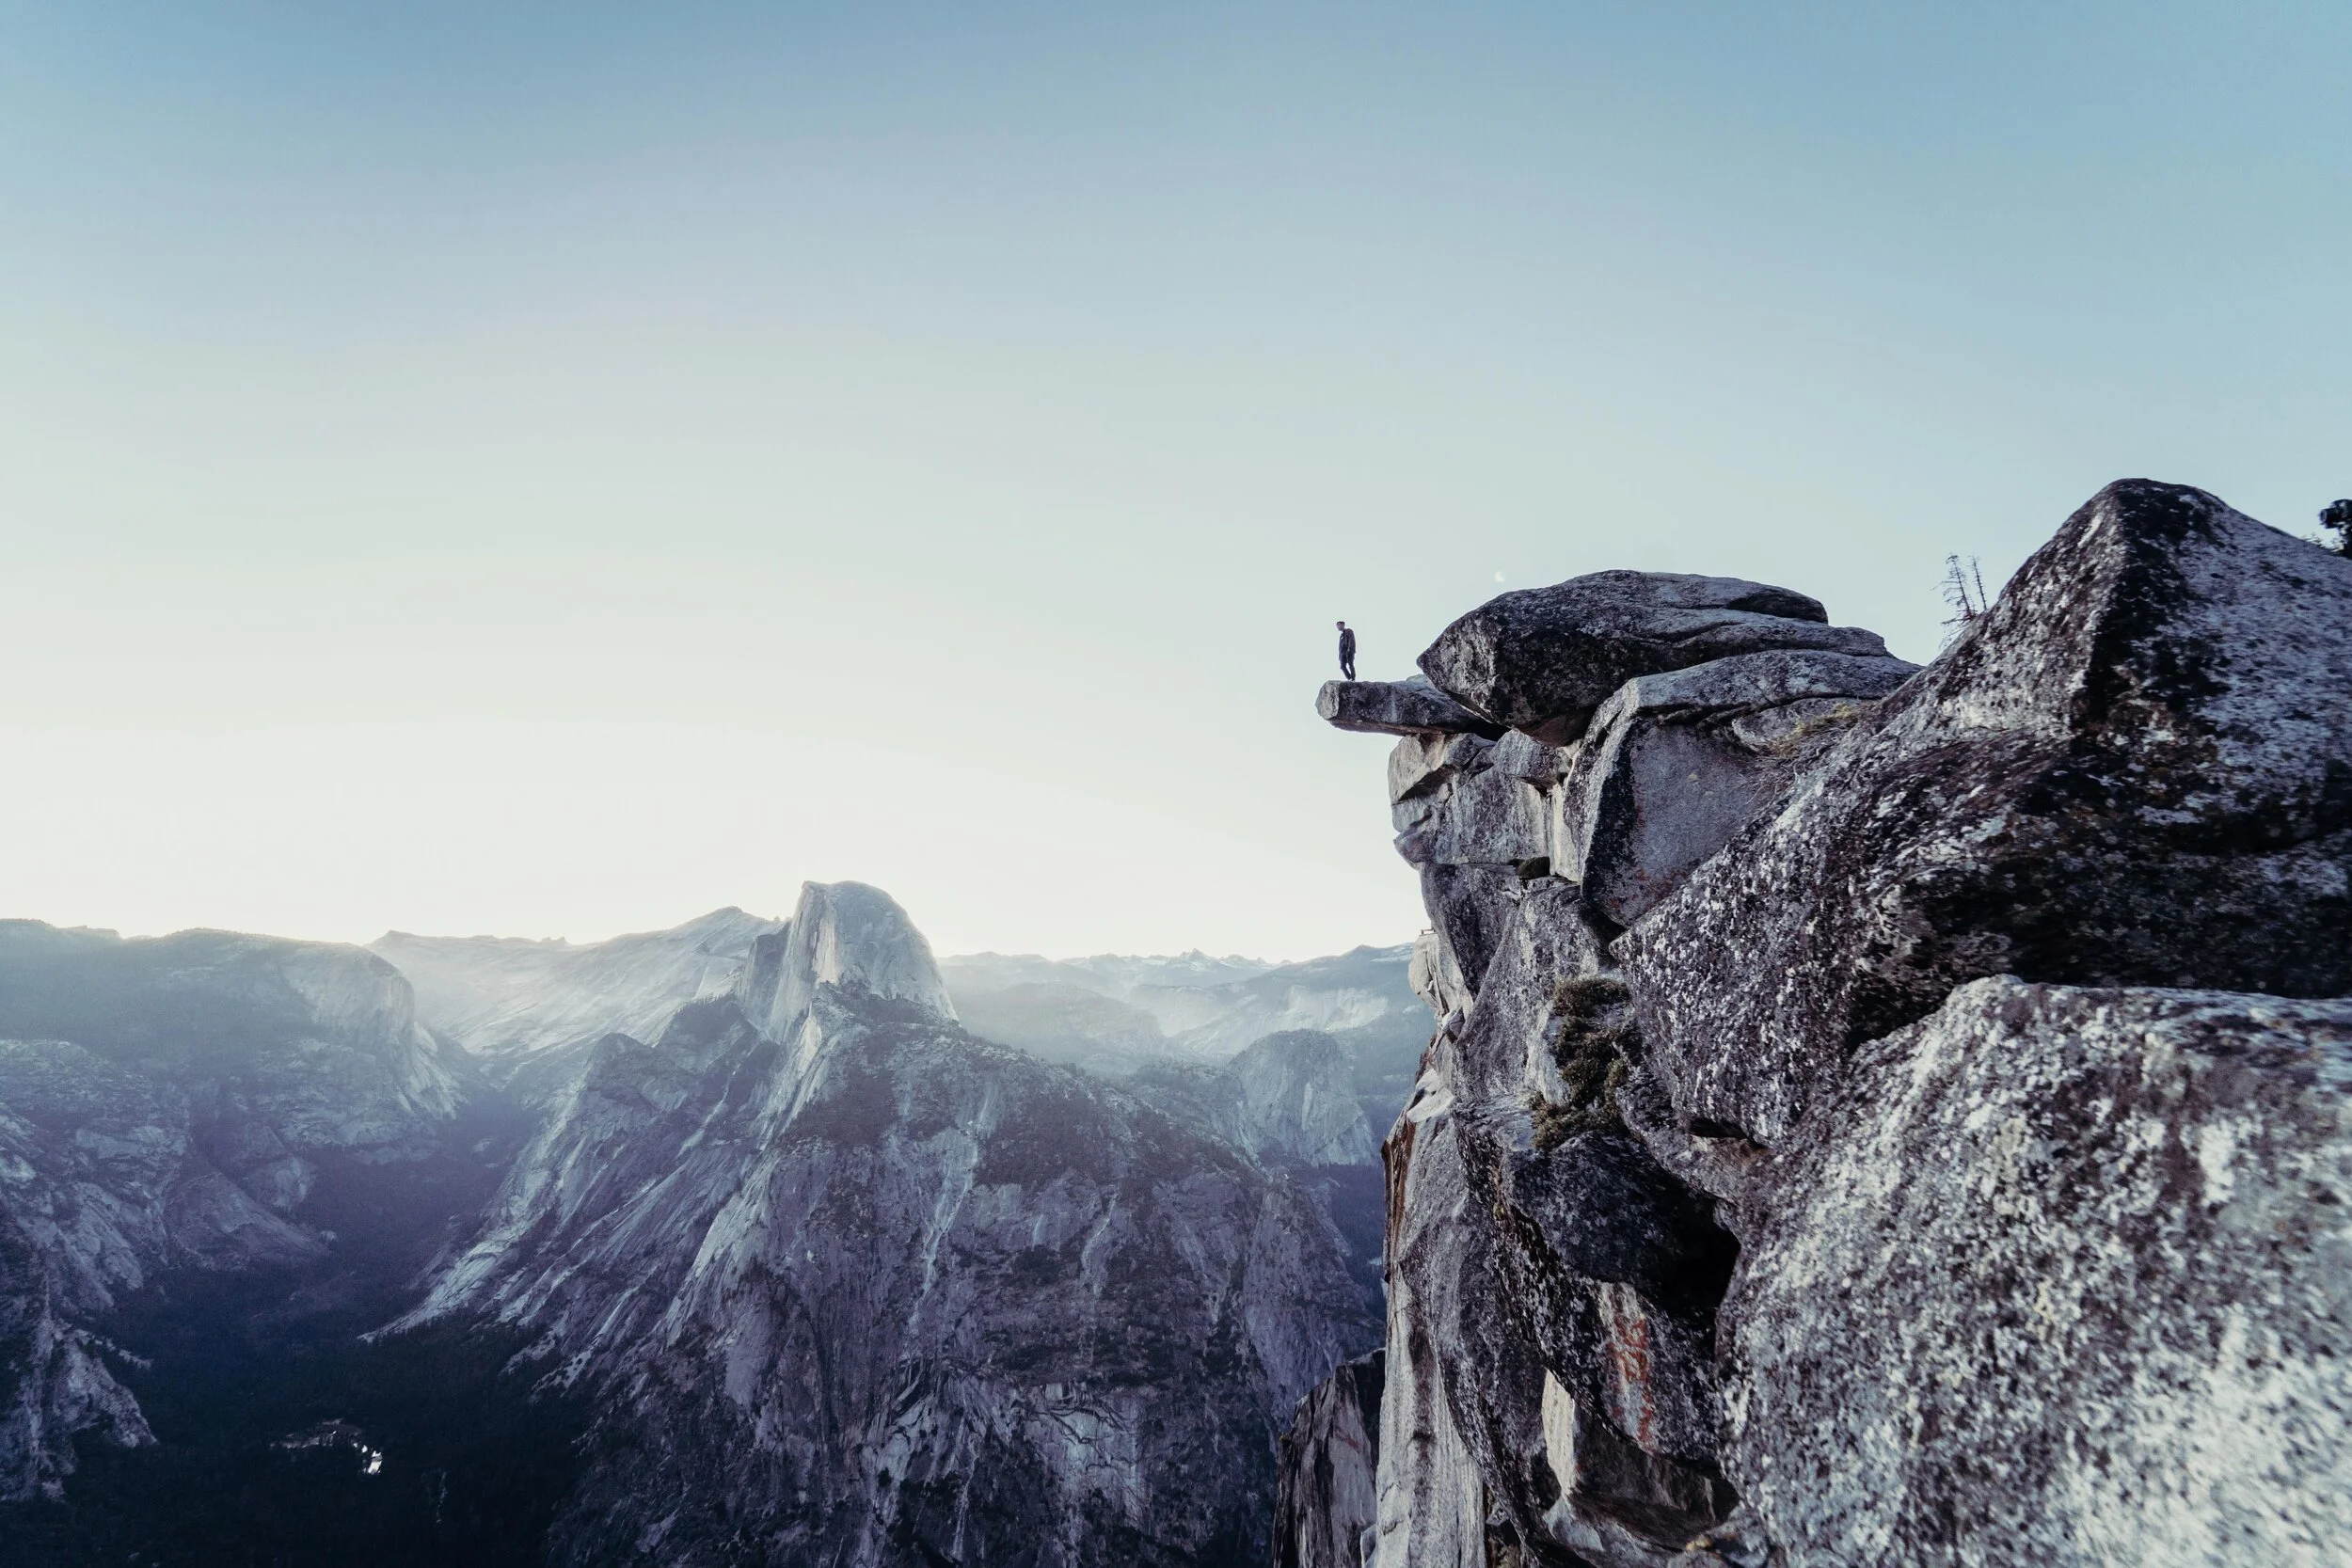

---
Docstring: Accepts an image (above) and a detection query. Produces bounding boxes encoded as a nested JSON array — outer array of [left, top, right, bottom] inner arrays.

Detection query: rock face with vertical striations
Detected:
[[1275, 1349, 1385, 1568], [397, 881, 1381, 1567], [1300, 480, 2352, 1568]]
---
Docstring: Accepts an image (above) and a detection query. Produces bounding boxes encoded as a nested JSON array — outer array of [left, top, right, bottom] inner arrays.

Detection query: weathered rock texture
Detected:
[[1418, 571, 1894, 745], [1275, 1349, 1385, 1568], [401, 881, 1380, 1566], [1304, 480, 2352, 1568], [1727, 978, 2352, 1567], [1558, 650, 1918, 927], [1318, 677, 1504, 738], [1623, 479, 2352, 1146]]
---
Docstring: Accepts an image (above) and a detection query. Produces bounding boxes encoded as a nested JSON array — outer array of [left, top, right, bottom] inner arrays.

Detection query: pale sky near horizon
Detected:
[[5, 4, 2348, 958]]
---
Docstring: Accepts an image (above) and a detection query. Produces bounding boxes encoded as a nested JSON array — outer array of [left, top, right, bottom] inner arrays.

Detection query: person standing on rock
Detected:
[[1336, 621, 1357, 680]]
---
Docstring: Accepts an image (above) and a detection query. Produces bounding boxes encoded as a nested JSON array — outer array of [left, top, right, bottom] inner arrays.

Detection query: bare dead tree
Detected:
[[1941, 553, 1989, 635]]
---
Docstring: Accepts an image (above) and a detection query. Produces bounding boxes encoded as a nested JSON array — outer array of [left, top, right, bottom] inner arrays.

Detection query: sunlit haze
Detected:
[[5, 3, 2346, 956]]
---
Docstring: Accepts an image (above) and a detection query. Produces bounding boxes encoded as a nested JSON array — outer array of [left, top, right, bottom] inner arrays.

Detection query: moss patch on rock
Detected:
[[1529, 975, 1636, 1149]]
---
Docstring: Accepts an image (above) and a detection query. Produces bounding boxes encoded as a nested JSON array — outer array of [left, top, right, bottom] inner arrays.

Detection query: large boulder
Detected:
[[1621, 480, 2352, 1145], [1417, 571, 1892, 745], [1556, 650, 1919, 928], [1724, 978, 2352, 1567], [1389, 734, 1550, 874]]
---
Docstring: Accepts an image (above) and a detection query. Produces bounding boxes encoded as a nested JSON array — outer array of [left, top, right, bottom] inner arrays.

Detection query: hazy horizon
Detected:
[[8, 4, 2346, 958], [26, 898, 1409, 967]]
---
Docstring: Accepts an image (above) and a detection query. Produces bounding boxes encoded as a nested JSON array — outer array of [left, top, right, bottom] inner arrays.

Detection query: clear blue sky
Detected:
[[4, 3, 2346, 956]]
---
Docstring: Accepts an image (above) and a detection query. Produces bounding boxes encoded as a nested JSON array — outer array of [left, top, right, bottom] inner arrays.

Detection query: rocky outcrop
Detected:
[[401, 881, 1380, 1566], [1417, 570, 1895, 744], [1621, 479, 2352, 1146], [1311, 480, 2352, 1568], [0, 925, 466, 1498]]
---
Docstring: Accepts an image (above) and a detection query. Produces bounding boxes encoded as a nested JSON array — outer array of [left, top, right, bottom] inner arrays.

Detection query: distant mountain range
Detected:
[[371, 908, 779, 1075], [372, 915, 1431, 1134], [0, 895, 1422, 1565], [938, 946, 1429, 1128]]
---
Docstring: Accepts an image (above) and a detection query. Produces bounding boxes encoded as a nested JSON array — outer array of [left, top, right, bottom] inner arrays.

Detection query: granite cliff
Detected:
[[1300, 479, 2352, 1567], [0, 923, 475, 1503], [11, 475, 2339, 1565], [0, 895, 1388, 1564], [393, 880, 1381, 1566]]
